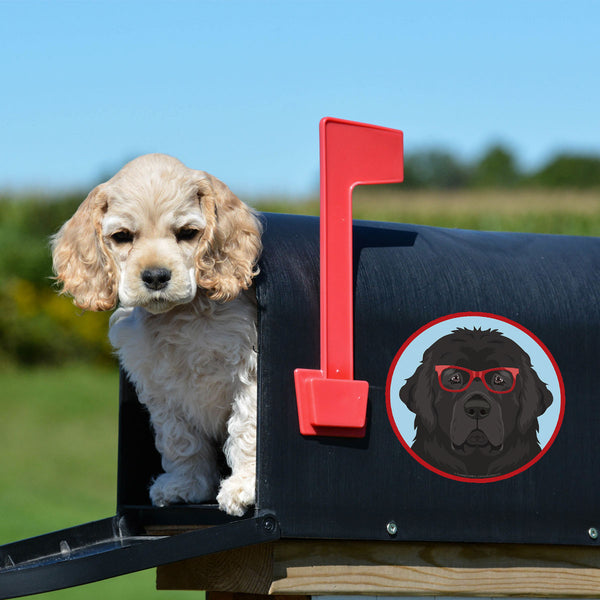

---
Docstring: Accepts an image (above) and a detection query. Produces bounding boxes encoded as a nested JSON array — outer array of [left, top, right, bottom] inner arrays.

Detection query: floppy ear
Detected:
[[194, 173, 262, 302], [399, 355, 437, 433], [517, 357, 554, 433], [51, 186, 119, 311]]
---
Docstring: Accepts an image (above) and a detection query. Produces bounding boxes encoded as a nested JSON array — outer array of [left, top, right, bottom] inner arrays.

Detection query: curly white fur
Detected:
[[51, 154, 262, 516]]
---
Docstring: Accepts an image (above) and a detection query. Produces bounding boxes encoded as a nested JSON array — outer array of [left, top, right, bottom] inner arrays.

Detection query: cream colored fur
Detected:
[[51, 154, 262, 516]]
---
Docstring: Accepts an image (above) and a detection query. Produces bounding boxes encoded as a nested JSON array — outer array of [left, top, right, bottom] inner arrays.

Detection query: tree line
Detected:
[[401, 146, 600, 190]]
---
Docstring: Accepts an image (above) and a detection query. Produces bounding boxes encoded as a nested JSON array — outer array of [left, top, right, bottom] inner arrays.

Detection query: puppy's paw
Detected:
[[217, 474, 255, 516], [150, 472, 214, 506]]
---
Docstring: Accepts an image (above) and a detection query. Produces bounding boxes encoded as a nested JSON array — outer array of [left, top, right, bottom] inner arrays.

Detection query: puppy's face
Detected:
[[51, 154, 262, 313], [101, 180, 206, 314]]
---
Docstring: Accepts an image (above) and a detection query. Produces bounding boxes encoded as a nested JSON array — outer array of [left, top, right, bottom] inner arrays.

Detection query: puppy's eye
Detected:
[[111, 230, 134, 244], [176, 227, 200, 242]]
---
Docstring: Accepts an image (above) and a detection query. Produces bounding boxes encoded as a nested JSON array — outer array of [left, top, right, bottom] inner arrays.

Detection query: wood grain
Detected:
[[158, 539, 600, 597], [157, 543, 274, 593]]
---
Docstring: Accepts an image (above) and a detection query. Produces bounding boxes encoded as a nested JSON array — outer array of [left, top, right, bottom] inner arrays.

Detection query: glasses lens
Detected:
[[440, 367, 471, 391], [484, 369, 515, 393]]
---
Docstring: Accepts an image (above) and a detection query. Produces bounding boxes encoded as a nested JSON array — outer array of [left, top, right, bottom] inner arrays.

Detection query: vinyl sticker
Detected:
[[386, 313, 564, 483]]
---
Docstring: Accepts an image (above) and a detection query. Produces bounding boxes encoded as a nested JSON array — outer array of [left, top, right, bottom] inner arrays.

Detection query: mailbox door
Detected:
[[0, 512, 279, 599]]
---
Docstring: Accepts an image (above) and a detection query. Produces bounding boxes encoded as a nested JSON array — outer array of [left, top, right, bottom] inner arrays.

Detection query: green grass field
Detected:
[[1, 188, 599, 597], [0, 366, 201, 599]]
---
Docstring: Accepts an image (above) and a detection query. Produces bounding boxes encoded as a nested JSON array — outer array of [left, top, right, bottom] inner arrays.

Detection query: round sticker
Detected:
[[386, 313, 564, 483]]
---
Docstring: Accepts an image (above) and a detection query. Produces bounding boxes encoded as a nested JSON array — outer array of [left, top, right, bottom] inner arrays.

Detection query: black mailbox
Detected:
[[257, 211, 596, 544], [1, 118, 600, 598]]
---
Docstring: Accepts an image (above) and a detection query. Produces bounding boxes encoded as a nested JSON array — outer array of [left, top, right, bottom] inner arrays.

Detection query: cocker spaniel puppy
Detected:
[[51, 154, 262, 516]]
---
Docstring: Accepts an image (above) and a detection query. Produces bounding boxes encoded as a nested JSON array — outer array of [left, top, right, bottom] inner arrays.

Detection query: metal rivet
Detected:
[[386, 521, 398, 536], [589, 527, 598, 540], [262, 516, 276, 533]]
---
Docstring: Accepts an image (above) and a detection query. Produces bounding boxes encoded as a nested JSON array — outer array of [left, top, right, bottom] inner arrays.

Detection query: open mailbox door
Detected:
[[0, 512, 279, 599]]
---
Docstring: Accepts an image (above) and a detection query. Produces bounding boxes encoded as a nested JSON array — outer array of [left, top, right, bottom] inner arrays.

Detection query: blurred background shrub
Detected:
[[0, 192, 113, 368]]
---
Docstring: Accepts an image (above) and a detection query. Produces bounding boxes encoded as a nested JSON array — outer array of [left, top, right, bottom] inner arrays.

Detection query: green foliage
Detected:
[[0, 278, 113, 367], [527, 154, 600, 188], [398, 146, 600, 189], [403, 150, 470, 189], [0, 193, 83, 282], [0, 193, 115, 368], [471, 145, 520, 188]]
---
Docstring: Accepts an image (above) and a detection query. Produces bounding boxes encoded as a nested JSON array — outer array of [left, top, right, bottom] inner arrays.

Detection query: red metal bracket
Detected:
[[294, 117, 404, 437]]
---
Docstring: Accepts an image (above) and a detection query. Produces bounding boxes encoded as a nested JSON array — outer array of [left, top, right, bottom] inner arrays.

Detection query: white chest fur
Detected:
[[107, 291, 258, 514]]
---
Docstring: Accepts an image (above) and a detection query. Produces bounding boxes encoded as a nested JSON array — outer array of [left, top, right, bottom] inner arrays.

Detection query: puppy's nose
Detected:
[[141, 268, 171, 291], [464, 396, 491, 420]]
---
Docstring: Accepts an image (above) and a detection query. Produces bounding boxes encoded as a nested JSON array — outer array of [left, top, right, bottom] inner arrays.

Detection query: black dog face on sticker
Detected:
[[399, 328, 553, 478]]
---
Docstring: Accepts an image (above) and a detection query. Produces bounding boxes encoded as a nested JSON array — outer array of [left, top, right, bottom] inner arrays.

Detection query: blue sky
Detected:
[[2, 0, 599, 197]]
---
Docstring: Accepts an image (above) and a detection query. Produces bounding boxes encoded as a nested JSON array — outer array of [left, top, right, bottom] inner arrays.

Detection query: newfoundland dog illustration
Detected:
[[399, 327, 553, 478]]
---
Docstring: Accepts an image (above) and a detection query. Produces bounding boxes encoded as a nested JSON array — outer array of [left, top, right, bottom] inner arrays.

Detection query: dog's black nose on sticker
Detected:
[[464, 396, 491, 420], [142, 268, 171, 290]]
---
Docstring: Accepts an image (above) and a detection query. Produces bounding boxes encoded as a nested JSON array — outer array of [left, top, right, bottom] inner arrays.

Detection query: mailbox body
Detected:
[[254, 212, 600, 545], [116, 212, 600, 545]]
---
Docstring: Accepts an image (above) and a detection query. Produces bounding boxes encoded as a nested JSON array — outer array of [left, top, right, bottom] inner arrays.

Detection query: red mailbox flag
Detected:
[[294, 117, 404, 436]]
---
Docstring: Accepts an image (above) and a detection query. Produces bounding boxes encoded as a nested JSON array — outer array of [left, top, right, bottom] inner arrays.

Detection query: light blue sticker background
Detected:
[[388, 315, 563, 449]]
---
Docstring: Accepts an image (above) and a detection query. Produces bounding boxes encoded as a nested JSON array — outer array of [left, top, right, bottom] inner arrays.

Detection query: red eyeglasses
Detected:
[[434, 365, 519, 394]]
